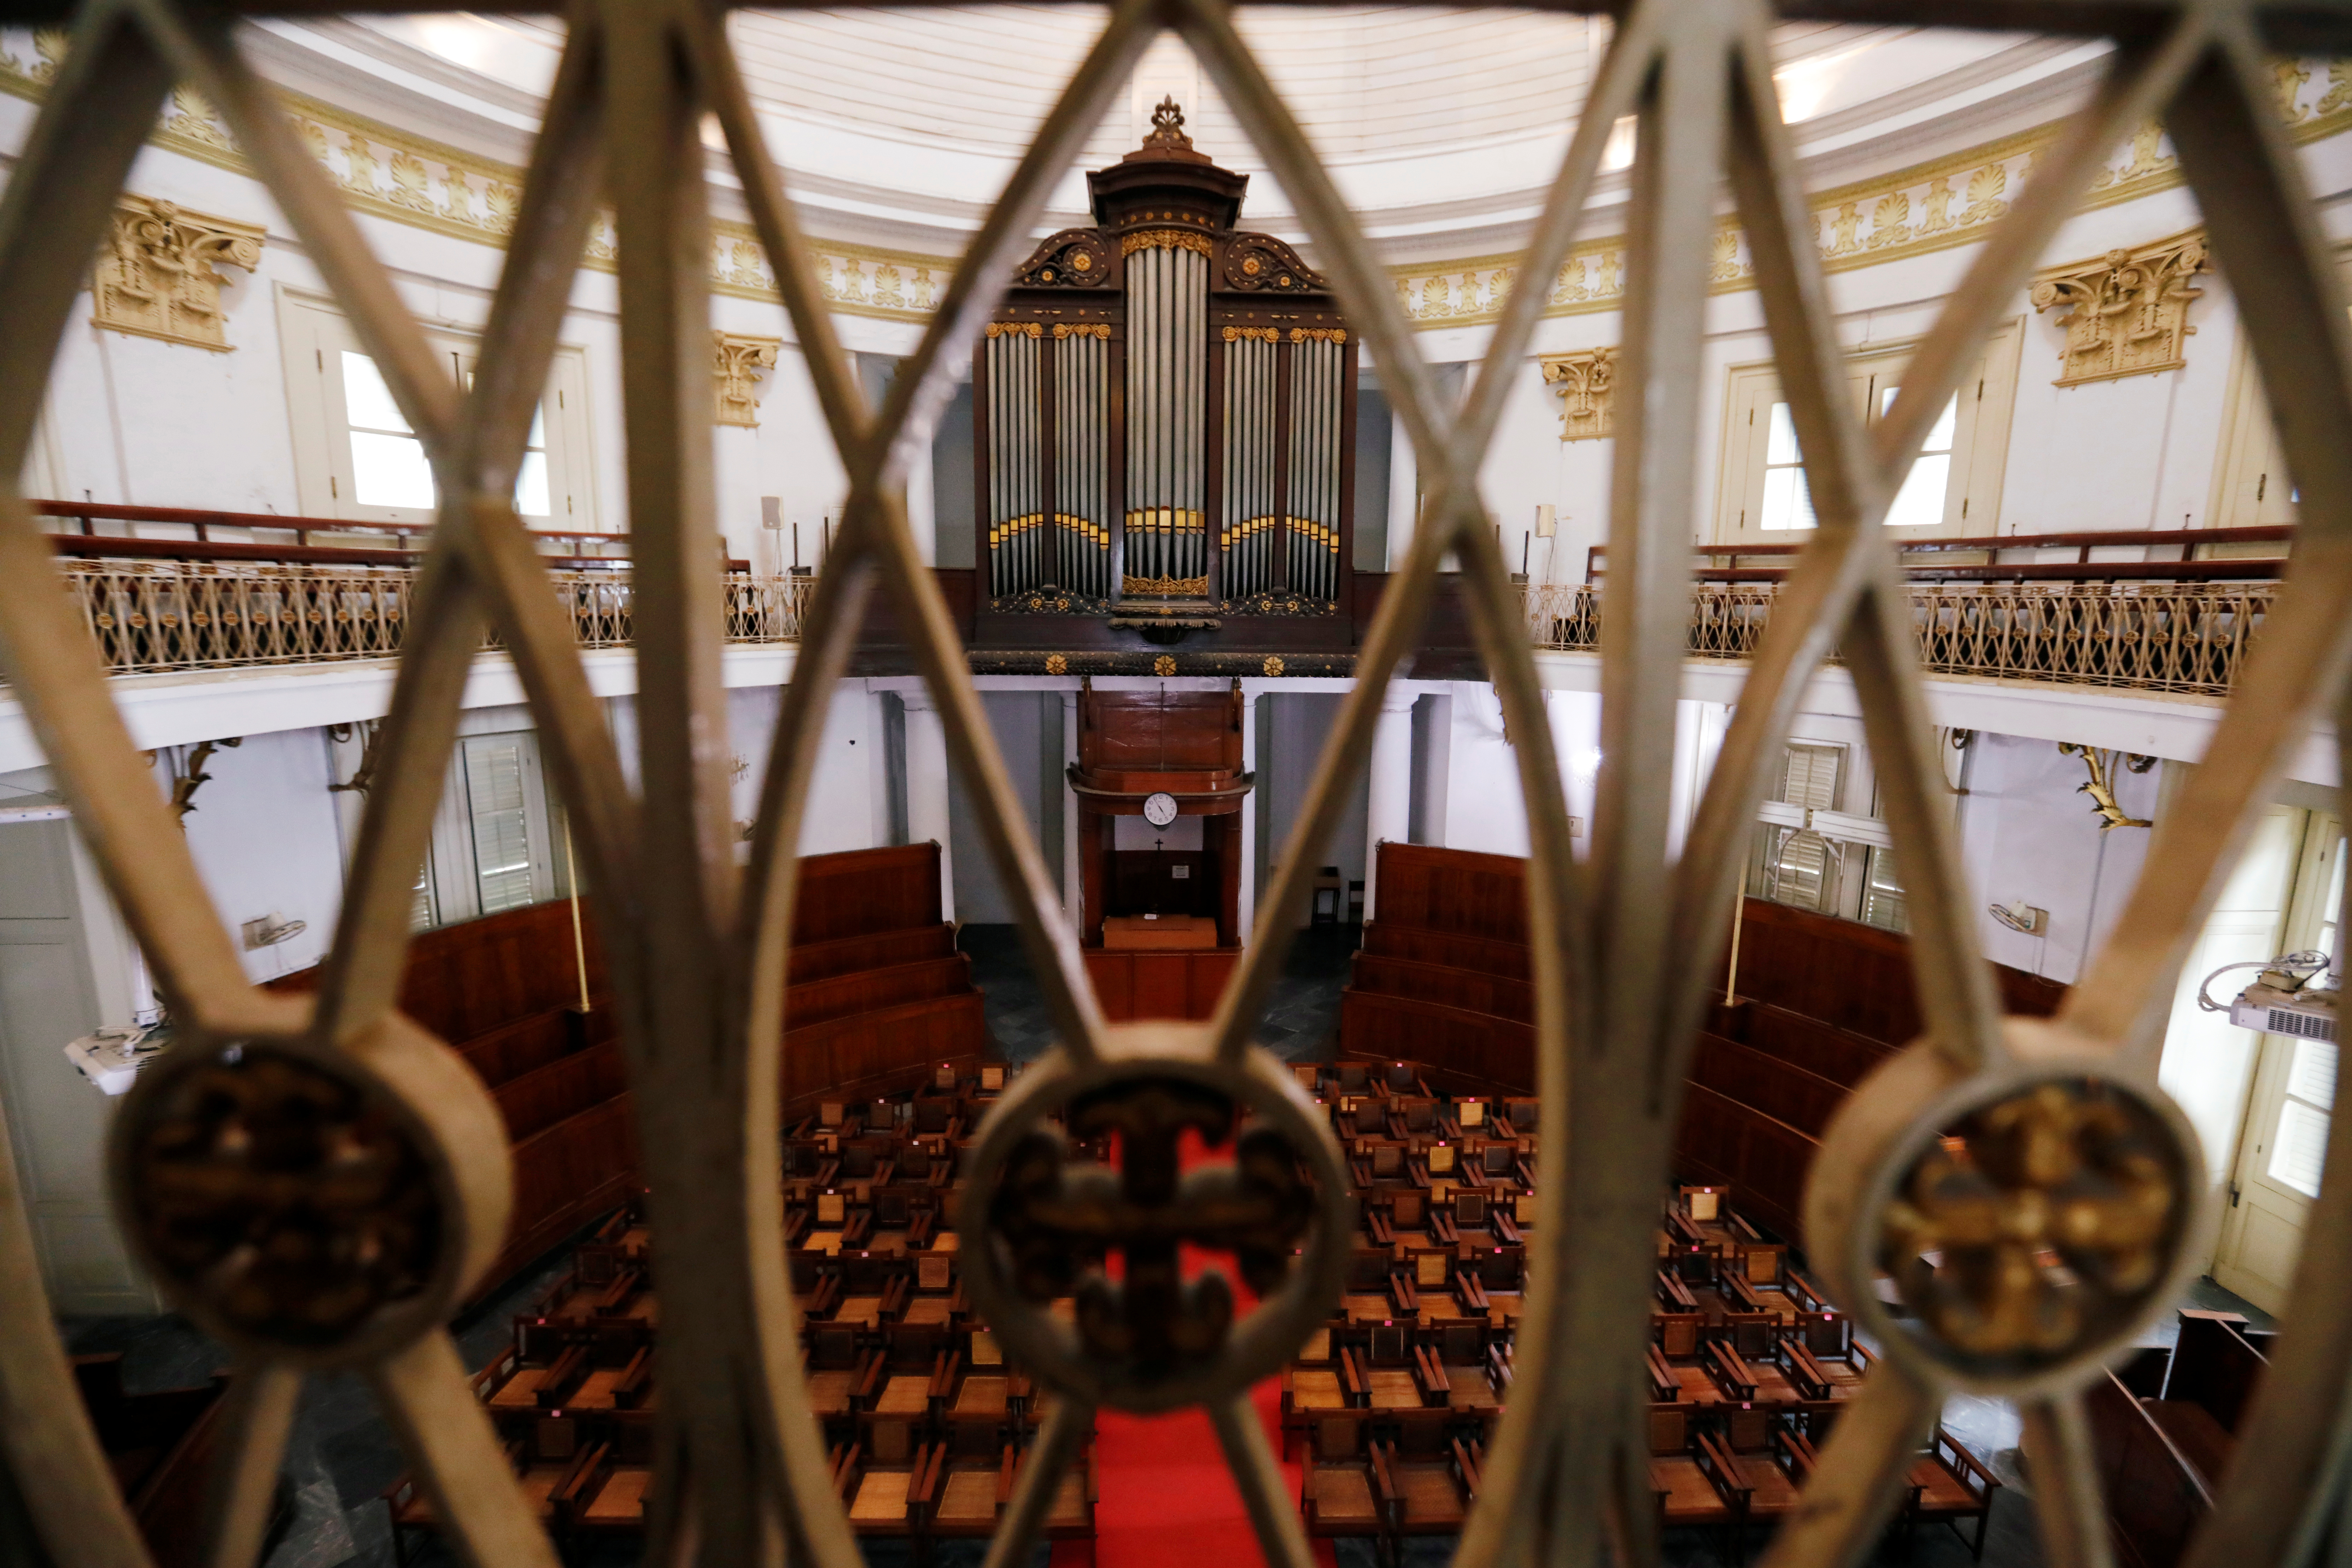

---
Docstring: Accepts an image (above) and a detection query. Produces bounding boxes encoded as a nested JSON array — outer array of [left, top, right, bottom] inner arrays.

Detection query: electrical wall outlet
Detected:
[[1989, 901, 2048, 936], [242, 914, 308, 950]]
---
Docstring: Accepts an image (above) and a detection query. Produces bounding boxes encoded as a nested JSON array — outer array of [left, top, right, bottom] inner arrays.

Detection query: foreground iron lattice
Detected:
[[1, 2, 2350, 1567]]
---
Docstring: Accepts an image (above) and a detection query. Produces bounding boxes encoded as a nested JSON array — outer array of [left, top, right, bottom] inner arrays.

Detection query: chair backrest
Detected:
[[575, 1246, 622, 1286], [1338, 1063, 1369, 1092], [913, 1098, 950, 1133], [1455, 1190, 1487, 1227], [1428, 1142, 1456, 1174], [1457, 1098, 1485, 1128], [615, 1410, 656, 1464], [1502, 1097, 1537, 1131], [810, 1324, 859, 1369], [1370, 1324, 1408, 1364], [1481, 1143, 1514, 1175], [1648, 1403, 1688, 1456], [891, 1323, 944, 1369], [875, 1188, 913, 1227], [868, 1098, 893, 1130], [1655, 1313, 1702, 1358], [1415, 1251, 1450, 1288], [1404, 1099, 1436, 1132], [969, 1330, 1002, 1367], [535, 1416, 578, 1461], [1391, 1190, 1425, 1228], [918, 1253, 953, 1292], [1441, 1322, 1483, 1364], [1354, 1103, 1386, 1137], [1725, 1312, 1778, 1358], [1681, 1185, 1724, 1223], [1385, 1061, 1417, 1091], [1292, 1064, 1320, 1092], [816, 1192, 847, 1225], [980, 1066, 1006, 1091], [1315, 1416, 1363, 1459], [869, 1416, 914, 1465], [1392, 1407, 1450, 1458], [820, 1101, 844, 1128]]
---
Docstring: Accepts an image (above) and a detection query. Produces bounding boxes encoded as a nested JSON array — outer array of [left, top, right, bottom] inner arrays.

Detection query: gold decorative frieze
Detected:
[[1053, 323, 1112, 340], [5, 28, 2351, 335], [91, 195, 264, 351], [1287, 328, 1346, 344], [2029, 230, 2207, 387], [712, 331, 780, 428], [1120, 229, 1217, 259], [1224, 326, 1278, 343], [985, 321, 1043, 339], [1539, 348, 1616, 441]]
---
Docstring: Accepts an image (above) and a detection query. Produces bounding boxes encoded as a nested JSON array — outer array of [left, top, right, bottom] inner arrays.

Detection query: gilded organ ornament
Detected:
[[90, 195, 264, 351], [2030, 229, 2208, 387], [1540, 347, 1617, 441], [712, 331, 780, 428]]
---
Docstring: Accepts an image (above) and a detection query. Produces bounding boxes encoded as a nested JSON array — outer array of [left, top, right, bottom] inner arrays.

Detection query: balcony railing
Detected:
[[19, 545, 2276, 700], [1524, 580, 2274, 698], [56, 558, 813, 677]]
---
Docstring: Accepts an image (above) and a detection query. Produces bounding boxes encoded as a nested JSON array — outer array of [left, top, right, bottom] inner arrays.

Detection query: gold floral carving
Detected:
[[1880, 1078, 2183, 1367], [1153, 655, 1179, 676], [1120, 229, 1216, 259], [1539, 348, 1616, 441], [1044, 654, 1069, 675], [1223, 326, 1279, 343], [1053, 323, 1112, 340], [91, 195, 264, 351], [1287, 328, 1347, 344], [2030, 229, 2207, 387], [1262, 656, 1285, 677], [986, 321, 1044, 339], [712, 331, 780, 428]]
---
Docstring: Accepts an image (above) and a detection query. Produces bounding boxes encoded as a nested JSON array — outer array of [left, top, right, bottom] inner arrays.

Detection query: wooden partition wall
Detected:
[[267, 898, 634, 1290], [1339, 844, 2068, 1241], [267, 843, 985, 1293]]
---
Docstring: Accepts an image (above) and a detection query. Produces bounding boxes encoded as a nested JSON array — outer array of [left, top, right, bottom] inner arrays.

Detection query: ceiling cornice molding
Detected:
[[3, 27, 2344, 335]]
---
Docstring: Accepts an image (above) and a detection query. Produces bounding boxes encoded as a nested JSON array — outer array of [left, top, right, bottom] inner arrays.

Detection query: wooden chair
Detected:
[[1720, 1416, 1807, 1557], [1377, 1413, 1479, 1554], [803, 1322, 873, 1439], [1008, 1434, 1098, 1545], [566, 1410, 657, 1548], [930, 1423, 1016, 1547], [1426, 1319, 1503, 1416], [832, 1438, 942, 1549], [1908, 1425, 2002, 1559], [1300, 1415, 1389, 1565], [1647, 1404, 1746, 1558]]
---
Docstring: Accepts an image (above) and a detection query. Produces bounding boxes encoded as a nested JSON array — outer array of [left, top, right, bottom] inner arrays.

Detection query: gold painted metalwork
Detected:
[[2059, 741, 2159, 829], [1121, 228, 1217, 258], [1878, 1076, 2185, 1367], [0, 5, 2350, 1568], [1052, 321, 1110, 338]]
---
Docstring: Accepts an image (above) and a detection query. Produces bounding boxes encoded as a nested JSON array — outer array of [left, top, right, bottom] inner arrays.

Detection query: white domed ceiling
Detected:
[[248, 8, 2106, 261]]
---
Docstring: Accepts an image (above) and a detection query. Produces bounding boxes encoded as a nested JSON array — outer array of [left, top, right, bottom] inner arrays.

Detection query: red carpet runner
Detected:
[[1049, 1124, 1342, 1567]]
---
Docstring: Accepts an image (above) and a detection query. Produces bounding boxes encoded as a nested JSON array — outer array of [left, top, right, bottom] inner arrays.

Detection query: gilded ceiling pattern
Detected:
[[1, 30, 2347, 333]]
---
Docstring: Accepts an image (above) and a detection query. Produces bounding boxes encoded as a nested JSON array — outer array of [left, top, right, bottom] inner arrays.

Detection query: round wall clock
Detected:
[[1143, 791, 1179, 827]]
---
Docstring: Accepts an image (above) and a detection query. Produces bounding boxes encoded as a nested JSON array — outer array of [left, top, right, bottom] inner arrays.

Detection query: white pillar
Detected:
[[1061, 689, 1081, 930], [901, 688, 955, 921], [1386, 408, 1417, 569], [1364, 688, 1415, 919], [1237, 686, 1260, 944]]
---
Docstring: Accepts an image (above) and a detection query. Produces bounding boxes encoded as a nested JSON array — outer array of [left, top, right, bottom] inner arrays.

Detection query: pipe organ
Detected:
[[979, 100, 1355, 621]]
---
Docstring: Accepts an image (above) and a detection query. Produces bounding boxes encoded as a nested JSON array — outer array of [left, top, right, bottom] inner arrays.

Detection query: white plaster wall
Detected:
[[1957, 731, 2159, 985], [168, 727, 346, 983], [1258, 692, 1370, 917], [1440, 680, 1531, 858]]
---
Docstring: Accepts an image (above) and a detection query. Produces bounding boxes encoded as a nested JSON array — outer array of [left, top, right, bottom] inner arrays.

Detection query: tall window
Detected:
[[416, 728, 564, 927], [278, 292, 597, 528], [1715, 322, 2019, 543], [1759, 742, 1843, 913]]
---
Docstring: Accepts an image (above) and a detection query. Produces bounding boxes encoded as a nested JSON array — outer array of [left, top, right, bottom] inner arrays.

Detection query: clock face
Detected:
[[1143, 791, 1179, 828]]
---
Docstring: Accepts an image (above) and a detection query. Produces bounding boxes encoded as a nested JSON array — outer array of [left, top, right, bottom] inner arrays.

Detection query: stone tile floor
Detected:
[[960, 919, 1361, 1063]]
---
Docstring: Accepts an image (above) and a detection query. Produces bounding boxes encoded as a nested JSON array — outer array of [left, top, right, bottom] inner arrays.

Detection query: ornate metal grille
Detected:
[[0, 6, 2348, 1568]]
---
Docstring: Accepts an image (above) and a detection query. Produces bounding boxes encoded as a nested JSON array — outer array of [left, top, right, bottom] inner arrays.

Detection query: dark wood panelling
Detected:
[[790, 843, 943, 946], [787, 924, 958, 987], [1721, 897, 2068, 1045], [1672, 1084, 1818, 1241], [1359, 921, 1532, 983], [265, 899, 610, 1046], [1722, 1002, 1895, 1091], [782, 993, 988, 1119], [1084, 949, 1239, 1021], [2086, 1370, 2211, 1568], [1080, 689, 1243, 773], [784, 955, 977, 1031], [1338, 991, 1535, 1093], [492, 1093, 641, 1291], [1689, 1033, 1848, 1138], [1348, 953, 1533, 1023], [1367, 843, 1530, 944], [493, 1040, 631, 1143]]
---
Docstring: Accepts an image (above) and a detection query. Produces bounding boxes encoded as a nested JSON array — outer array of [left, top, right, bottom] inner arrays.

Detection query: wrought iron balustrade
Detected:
[[1526, 581, 2275, 698], [44, 560, 813, 676]]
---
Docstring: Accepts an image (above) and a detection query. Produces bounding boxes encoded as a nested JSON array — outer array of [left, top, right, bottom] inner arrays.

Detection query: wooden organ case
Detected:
[[976, 100, 1356, 649]]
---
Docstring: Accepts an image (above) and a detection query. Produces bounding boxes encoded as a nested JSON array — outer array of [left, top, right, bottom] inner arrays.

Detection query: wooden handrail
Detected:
[[29, 498, 625, 548], [46, 533, 749, 572], [1586, 524, 2295, 581]]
